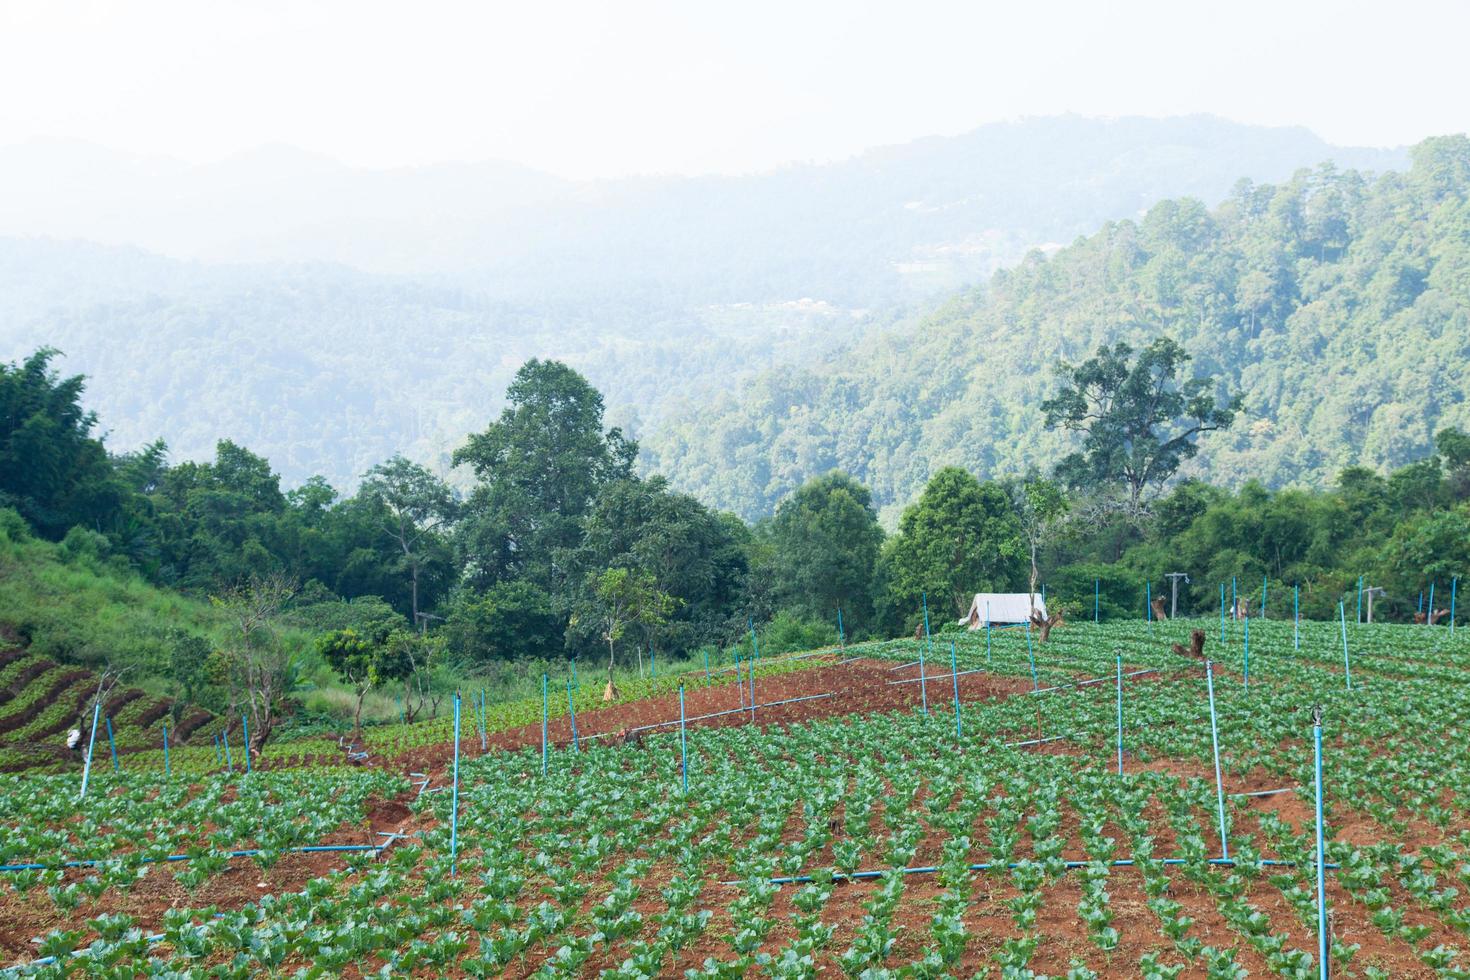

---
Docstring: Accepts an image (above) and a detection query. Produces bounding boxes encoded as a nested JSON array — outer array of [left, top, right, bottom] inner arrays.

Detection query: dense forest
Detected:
[[647, 136, 1470, 522], [3, 343, 1466, 739], [0, 116, 1405, 496]]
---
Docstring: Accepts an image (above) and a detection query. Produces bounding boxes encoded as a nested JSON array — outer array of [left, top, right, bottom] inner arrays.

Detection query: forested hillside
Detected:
[[646, 136, 1470, 522], [0, 116, 1404, 493]]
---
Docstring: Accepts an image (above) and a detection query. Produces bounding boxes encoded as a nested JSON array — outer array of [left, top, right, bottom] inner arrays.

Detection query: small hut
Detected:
[[961, 593, 1046, 628]]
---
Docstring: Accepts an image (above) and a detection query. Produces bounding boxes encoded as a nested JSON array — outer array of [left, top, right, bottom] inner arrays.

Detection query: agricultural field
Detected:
[[2, 616, 1470, 977]]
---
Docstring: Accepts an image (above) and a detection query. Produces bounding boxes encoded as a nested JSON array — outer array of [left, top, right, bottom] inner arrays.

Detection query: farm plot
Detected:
[[1, 618, 1469, 977]]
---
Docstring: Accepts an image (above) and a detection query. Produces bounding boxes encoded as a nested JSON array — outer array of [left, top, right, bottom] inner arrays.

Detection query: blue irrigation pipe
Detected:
[[1261, 575, 1269, 618], [1295, 583, 1301, 650], [1314, 709, 1328, 980], [241, 715, 251, 774], [541, 673, 549, 777], [78, 701, 101, 800], [450, 692, 461, 876], [1428, 581, 1436, 626], [106, 715, 118, 773], [1339, 602, 1352, 691], [479, 689, 487, 752], [1243, 617, 1251, 691], [703, 649, 710, 679], [616, 691, 836, 736], [1357, 575, 1363, 625], [222, 725, 233, 770], [950, 642, 962, 738], [918, 642, 929, 716], [567, 679, 579, 752], [749, 646, 757, 723], [162, 722, 170, 778], [1025, 621, 1038, 691], [1026, 667, 1157, 696], [1206, 660, 1229, 860], [1116, 653, 1124, 776], [837, 607, 845, 646], [1094, 579, 1099, 623], [1232, 576, 1237, 627], [679, 684, 688, 793], [1146, 580, 1152, 623], [1452, 577, 1459, 637]]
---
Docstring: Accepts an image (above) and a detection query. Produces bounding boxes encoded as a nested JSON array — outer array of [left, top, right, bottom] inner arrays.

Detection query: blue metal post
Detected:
[[922, 591, 932, 656], [450, 692, 460, 875], [1094, 579, 1099, 623], [1357, 575, 1363, 624], [1339, 602, 1351, 691], [1116, 653, 1124, 776], [1452, 577, 1459, 636], [222, 725, 232, 769], [163, 722, 170, 777], [1206, 661, 1229, 860], [241, 715, 250, 774], [679, 684, 688, 793], [213, 734, 221, 765], [541, 673, 549, 776], [106, 715, 118, 773], [78, 700, 101, 800], [1146, 580, 1152, 622], [1261, 576, 1268, 618], [1313, 710, 1328, 980], [918, 641, 929, 716], [567, 679, 579, 752], [1220, 583, 1226, 643], [1232, 576, 1237, 626], [985, 602, 992, 664], [479, 690, 487, 751], [703, 649, 710, 679], [837, 607, 845, 647], [1428, 582, 1436, 626], [1294, 583, 1300, 650], [650, 646, 656, 678], [950, 642, 962, 738], [749, 648, 757, 723]]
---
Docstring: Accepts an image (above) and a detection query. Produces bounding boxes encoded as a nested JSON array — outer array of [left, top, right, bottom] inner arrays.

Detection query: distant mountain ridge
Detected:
[[643, 136, 1470, 523], [0, 115, 1414, 496]]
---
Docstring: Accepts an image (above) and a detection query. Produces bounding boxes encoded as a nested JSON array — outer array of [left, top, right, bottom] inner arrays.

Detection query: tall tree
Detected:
[[0, 348, 123, 539], [767, 472, 884, 631], [212, 572, 297, 754], [572, 567, 676, 697], [883, 467, 1024, 618], [453, 360, 636, 593], [1042, 337, 1242, 515], [359, 455, 458, 626]]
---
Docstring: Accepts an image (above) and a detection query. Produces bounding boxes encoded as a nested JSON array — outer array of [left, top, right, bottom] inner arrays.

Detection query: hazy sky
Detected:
[[3, 0, 1467, 179]]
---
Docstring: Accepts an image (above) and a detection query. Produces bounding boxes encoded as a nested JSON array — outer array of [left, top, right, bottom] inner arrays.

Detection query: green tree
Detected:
[[359, 455, 458, 626], [453, 360, 636, 593], [883, 467, 1024, 620], [443, 580, 562, 663], [767, 472, 884, 632], [572, 567, 676, 694], [0, 348, 124, 539], [1010, 477, 1069, 612], [1042, 337, 1242, 515], [316, 617, 413, 734]]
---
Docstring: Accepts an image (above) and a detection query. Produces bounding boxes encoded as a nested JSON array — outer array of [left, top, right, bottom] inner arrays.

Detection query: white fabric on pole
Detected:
[[961, 593, 1045, 626]]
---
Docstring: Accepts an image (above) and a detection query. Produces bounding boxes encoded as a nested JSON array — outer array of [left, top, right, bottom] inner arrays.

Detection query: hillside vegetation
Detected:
[[647, 136, 1470, 521]]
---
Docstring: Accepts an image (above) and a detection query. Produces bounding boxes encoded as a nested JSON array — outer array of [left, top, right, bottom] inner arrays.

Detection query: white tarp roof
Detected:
[[961, 593, 1045, 626]]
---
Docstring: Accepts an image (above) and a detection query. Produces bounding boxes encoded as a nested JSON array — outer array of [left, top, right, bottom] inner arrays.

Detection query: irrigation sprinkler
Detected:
[[1025, 621, 1038, 691], [1313, 706, 1328, 980], [162, 722, 169, 777], [918, 642, 929, 716], [78, 701, 101, 800], [106, 716, 118, 773], [567, 679, 579, 752], [450, 692, 461, 876], [541, 673, 549, 777], [1205, 661, 1229, 860], [1339, 602, 1352, 691], [241, 715, 251, 775], [1116, 653, 1124, 776], [1243, 617, 1250, 691], [679, 684, 688, 793], [950, 642, 962, 738]]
